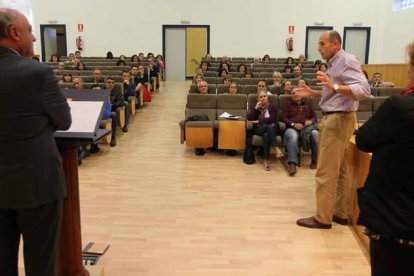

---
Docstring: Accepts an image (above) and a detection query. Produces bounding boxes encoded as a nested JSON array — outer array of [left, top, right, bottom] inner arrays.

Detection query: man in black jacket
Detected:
[[0, 8, 71, 275], [356, 50, 414, 276], [105, 77, 129, 134]]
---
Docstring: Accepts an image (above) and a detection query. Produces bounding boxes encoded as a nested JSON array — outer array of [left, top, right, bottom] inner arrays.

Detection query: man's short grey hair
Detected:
[[0, 8, 20, 39]]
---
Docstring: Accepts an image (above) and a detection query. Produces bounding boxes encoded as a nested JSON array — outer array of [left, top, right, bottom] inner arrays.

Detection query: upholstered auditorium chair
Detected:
[[356, 97, 373, 123], [372, 96, 388, 114], [216, 84, 243, 94], [377, 87, 402, 97], [216, 94, 248, 150], [179, 94, 217, 148]]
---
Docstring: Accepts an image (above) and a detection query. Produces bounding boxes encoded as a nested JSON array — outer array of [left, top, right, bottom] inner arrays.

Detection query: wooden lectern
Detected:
[[55, 89, 111, 276]]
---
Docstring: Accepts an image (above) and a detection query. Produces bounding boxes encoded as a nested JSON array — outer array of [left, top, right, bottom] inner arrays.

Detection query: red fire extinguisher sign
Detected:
[[78, 24, 84, 32], [288, 25, 294, 34]]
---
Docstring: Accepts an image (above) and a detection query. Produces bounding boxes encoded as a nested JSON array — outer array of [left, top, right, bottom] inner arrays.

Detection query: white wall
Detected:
[[30, 0, 414, 63]]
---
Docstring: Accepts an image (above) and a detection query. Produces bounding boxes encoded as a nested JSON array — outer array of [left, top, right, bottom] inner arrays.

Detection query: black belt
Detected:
[[322, 111, 352, 115], [364, 228, 414, 247]]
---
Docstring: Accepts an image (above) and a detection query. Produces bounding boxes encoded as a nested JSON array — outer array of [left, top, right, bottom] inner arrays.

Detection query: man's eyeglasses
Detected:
[[107, 81, 115, 84]]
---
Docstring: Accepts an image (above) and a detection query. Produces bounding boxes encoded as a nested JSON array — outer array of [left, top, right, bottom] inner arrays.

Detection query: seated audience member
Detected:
[[284, 65, 292, 74], [50, 53, 60, 62], [61, 72, 73, 83], [148, 57, 160, 91], [293, 65, 303, 79], [237, 63, 247, 73], [195, 67, 203, 76], [57, 62, 65, 71], [76, 62, 86, 71], [65, 52, 76, 64], [131, 55, 139, 62], [228, 83, 238, 95], [218, 68, 228, 78], [156, 54, 165, 70], [298, 79, 307, 88], [298, 54, 306, 62], [218, 62, 230, 72], [122, 71, 137, 104], [285, 57, 294, 65], [245, 71, 253, 79], [133, 64, 151, 103], [318, 63, 327, 72], [257, 79, 271, 95], [263, 54, 271, 63], [251, 57, 261, 67], [72, 77, 84, 89], [32, 55, 40, 62], [138, 52, 145, 62], [204, 53, 213, 65], [135, 64, 149, 86], [281, 80, 293, 95], [247, 90, 278, 171], [92, 69, 104, 84], [106, 51, 114, 59], [223, 75, 233, 86], [118, 54, 126, 61], [116, 60, 126, 66], [75, 50, 81, 60], [197, 81, 209, 95], [193, 73, 205, 84], [200, 61, 209, 72], [282, 88, 318, 175], [269, 71, 283, 89], [314, 59, 322, 71], [131, 64, 148, 86], [105, 77, 129, 133], [370, 72, 395, 87]]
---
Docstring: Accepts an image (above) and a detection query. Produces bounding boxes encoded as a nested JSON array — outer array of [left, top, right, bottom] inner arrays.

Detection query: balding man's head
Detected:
[[197, 81, 208, 94], [0, 8, 19, 39], [327, 30, 342, 46], [318, 30, 342, 61], [0, 8, 36, 56]]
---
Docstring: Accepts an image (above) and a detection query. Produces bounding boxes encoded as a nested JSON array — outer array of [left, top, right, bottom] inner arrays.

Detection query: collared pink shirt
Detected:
[[319, 49, 370, 112]]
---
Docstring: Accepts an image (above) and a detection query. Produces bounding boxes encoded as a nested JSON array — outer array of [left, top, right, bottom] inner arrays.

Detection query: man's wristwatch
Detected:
[[332, 84, 339, 94]]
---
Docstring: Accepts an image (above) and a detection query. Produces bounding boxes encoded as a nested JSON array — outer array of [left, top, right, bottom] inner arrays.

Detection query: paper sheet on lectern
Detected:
[[57, 101, 104, 133]]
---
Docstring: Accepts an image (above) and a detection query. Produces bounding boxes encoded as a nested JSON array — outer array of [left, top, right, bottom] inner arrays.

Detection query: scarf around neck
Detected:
[[400, 83, 414, 95]]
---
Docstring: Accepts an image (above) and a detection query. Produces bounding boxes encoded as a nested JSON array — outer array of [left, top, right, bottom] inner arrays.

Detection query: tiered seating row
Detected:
[[179, 93, 389, 150]]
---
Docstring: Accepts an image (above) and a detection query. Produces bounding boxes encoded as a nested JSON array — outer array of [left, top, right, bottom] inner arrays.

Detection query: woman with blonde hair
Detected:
[[247, 90, 278, 171]]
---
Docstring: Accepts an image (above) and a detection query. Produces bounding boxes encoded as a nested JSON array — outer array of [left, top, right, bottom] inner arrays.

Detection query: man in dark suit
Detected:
[[0, 8, 71, 275]]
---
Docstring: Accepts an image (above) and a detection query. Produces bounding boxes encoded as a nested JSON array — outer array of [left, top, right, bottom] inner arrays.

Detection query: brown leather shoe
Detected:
[[296, 216, 332, 229], [333, 215, 349, 225], [288, 163, 297, 176], [310, 162, 317, 169]]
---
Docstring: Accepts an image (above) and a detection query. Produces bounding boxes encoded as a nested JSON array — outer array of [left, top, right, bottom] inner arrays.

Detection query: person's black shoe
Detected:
[[195, 148, 205, 156], [89, 144, 100, 154], [110, 137, 117, 147], [333, 215, 349, 225], [123, 126, 128, 133], [226, 150, 237, 156]]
